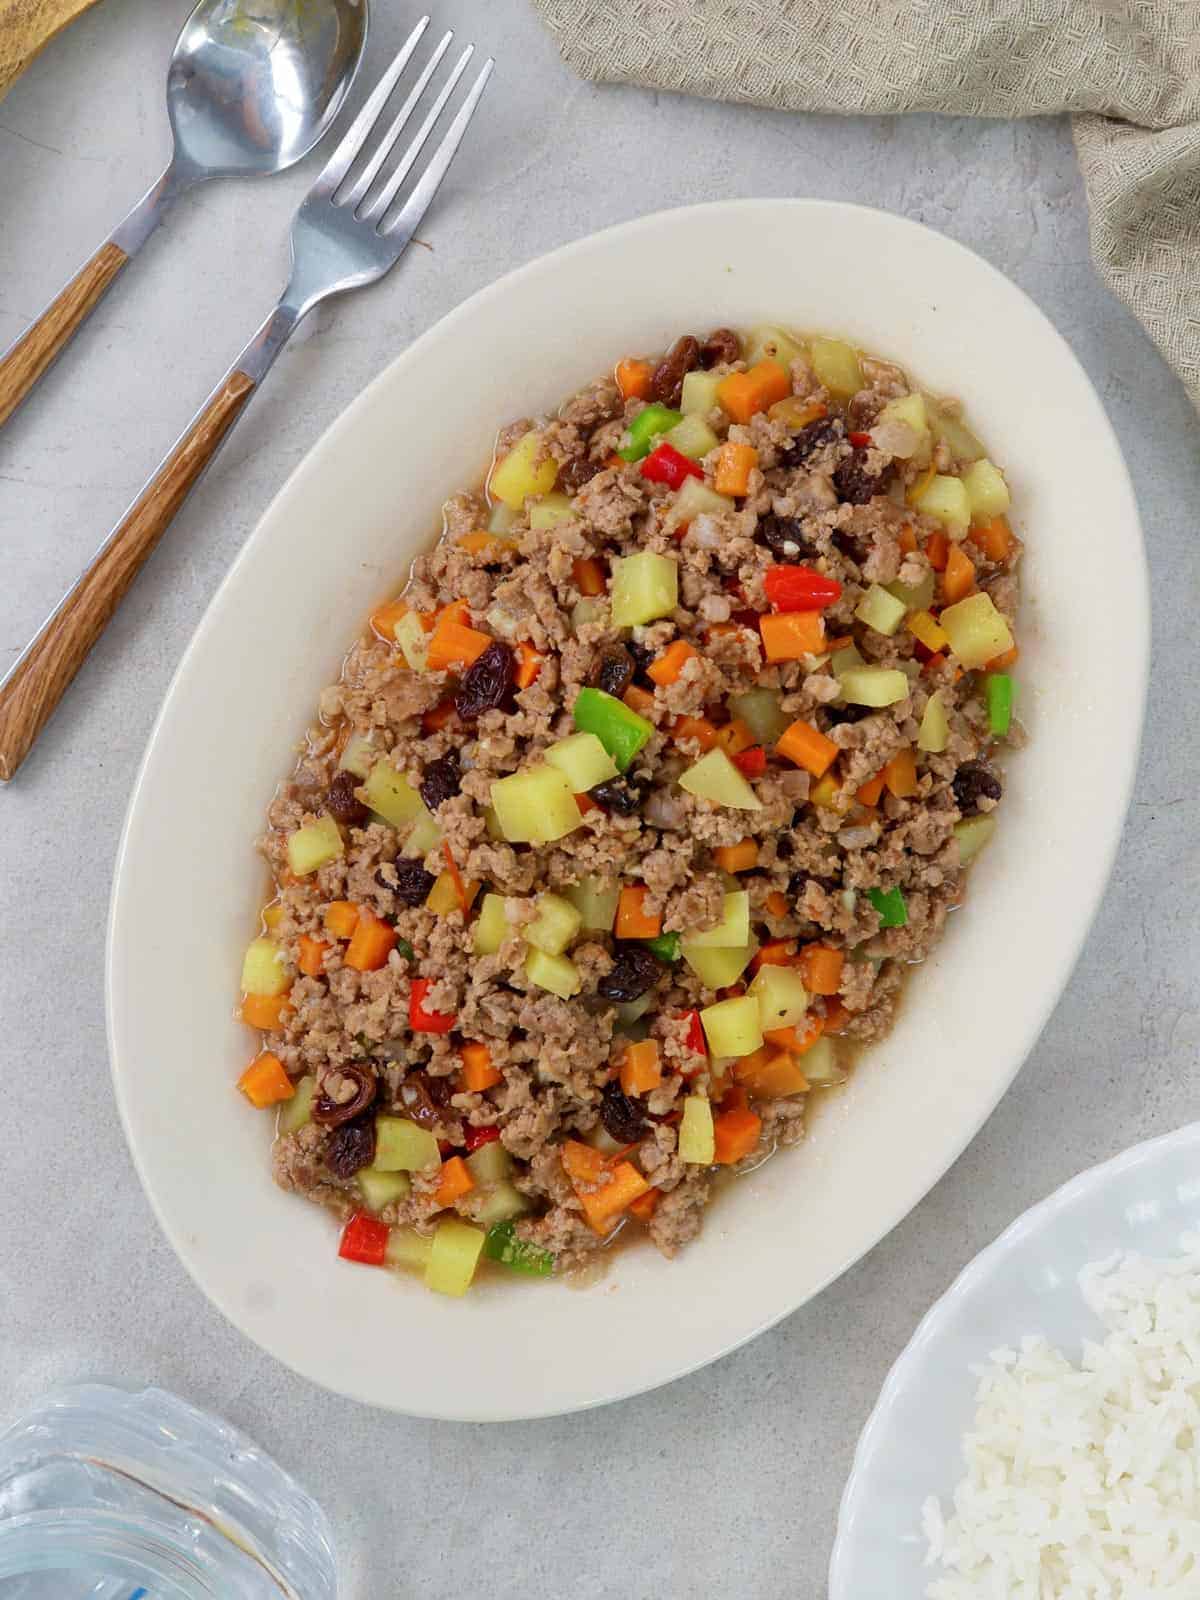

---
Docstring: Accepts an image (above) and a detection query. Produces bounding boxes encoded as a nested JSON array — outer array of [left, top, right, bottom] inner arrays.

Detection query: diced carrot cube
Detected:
[[623, 684, 656, 717], [422, 698, 458, 734], [514, 641, 543, 689], [713, 441, 758, 496], [237, 1051, 294, 1108], [460, 1042, 502, 1092], [715, 717, 756, 757], [240, 991, 292, 1031], [713, 838, 759, 874], [776, 718, 839, 778], [765, 890, 790, 919], [925, 529, 949, 571], [764, 1013, 824, 1056], [749, 939, 796, 973], [974, 515, 1013, 562], [297, 935, 327, 977], [628, 1188, 661, 1222], [620, 1040, 662, 1097], [647, 639, 698, 687], [615, 885, 661, 940], [616, 358, 653, 400], [672, 715, 719, 752], [717, 360, 792, 424], [798, 944, 844, 996], [712, 1107, 763, 1164], [344, 907, 397, 972], [856, 771, 885, 807], [370, 598, 408, 640], [942, 544, 975, 604], [759, 611, 826, 662], [324, 900, 360, 940], [572, 557, 606, 597], [883, 748, 918, 799], [426, 616, 492, 672], [434, 1156, 475, 1209]]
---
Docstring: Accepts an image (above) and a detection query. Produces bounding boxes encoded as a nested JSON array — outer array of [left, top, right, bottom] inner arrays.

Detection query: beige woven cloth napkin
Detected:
[[0, 0, 99, 99], [533, 0, 1200, 413]]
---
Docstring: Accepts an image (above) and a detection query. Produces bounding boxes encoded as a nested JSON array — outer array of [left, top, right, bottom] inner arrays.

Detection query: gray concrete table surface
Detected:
[[1, 2, 1197, 1595]]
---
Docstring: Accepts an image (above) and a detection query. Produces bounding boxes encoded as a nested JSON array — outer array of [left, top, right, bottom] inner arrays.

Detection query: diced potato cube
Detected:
[[749, 965, 810, 1030], [699, 994, 763, 1058], [402, 807, 442, 857], [525, 892, 583, 957], [363, 762, 423, 828], [473, 892, 515, 956], [471, 1180, 531, 1228], [681, 942, 757, 989], [667, 477, 734, 527], [277, 1075, 315, 1135], [528, 491, 575, 530], [570, 597, 606, 633], [830, 643, 865, 677], [678, 1095, 716, 1165], [680, 369, 724, 416], [954, 813, 997, 864], [878, 391, 928, 438], [357, 1168, 412, 1212], [666, 414, 720, 460], [912, 472, 971, 536], [837, 666, 910, 707], [610, 551, 679, 627], [886, 570, 936, 613], [385, 1227, 434, 1271], [543, 731, 618, 792], [925, 399, 984, 464], [394, 611, 430, 672], [424, 1218, 486, 1297], [917, 690, 949, 753], [800, 1036, 845, 1087], [490, 429, 557, 509], [685, 890, 750, 950], [678, 748, 762, 811], [809, 337, 863, 400], [465, 1141, 513, 1186], [241, 937, 290, 997], [729, 687, 788, 746], [374, 1116, 439, 1173], [745, 324, 805, 371], [286, 814, 343, 876], [490, 765, 583, 844], [939, 592, 1013, 669], [962, 458, 1011, 522], [563, 875, 620, 932], [487, 500, 518, 535], [524, 946, 581, 999], [339, 734, 375, 779], [854, 583, 908, 637]]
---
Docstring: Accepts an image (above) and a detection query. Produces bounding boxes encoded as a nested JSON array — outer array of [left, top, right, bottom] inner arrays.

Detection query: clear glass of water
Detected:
[[0, 1382, 337, 1599]]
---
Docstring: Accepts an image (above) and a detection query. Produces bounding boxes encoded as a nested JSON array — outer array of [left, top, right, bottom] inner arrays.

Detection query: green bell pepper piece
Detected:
[[986, 673, 1014, 738], [483, 1219, 555, 1277], [395, 937, 415, 963], [572, 687, 653, 772], [867, 886, 908, 928], [617, 403, 683, 463], [643, 932, 681, 962]]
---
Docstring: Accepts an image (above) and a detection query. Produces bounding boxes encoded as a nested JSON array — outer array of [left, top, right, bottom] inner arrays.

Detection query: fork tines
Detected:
[[314, 15, 494, 238]]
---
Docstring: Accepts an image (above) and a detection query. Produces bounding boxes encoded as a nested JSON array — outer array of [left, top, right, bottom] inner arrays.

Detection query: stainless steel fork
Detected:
[[0, 17, 494, 781]]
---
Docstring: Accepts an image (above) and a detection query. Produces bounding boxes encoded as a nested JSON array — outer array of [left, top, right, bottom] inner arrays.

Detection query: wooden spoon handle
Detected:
[[0, 242, 128, 429], [0, 370, 256, 781]]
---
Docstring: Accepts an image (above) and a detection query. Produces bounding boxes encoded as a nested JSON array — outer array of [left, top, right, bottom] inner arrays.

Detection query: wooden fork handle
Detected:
[[0, 370, 256, 781], [0, 242, 128, 429]]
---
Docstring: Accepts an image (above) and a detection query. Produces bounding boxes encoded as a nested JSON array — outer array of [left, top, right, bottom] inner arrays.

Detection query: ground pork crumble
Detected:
[[240, 324, 1023, 1292]]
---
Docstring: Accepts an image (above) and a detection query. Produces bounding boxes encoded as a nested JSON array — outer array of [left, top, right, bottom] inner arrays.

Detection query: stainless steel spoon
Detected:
[[0, 0, 367, 430]]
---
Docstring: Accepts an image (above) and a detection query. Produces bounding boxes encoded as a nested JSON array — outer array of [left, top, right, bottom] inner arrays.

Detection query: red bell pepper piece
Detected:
[[732, 745, 766, 778], [410, 976, 456, 1034], [464, 1125, 501, 1152], [848, 431, 873, 447], [764, 564, 843, 612], [338, 1212, 389, 1266], [640, 441, 703, 490], [682, 1009, 706, 1055]]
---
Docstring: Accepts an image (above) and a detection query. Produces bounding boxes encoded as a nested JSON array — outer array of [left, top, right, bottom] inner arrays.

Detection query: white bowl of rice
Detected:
[[830, 1121, 1200, 1597]]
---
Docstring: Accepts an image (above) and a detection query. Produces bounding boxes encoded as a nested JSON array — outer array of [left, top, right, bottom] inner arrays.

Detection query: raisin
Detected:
[[952, 760, 1002, 816], [625, 639, 655, 680], [823, 703, 871, 726], [455, 640, 515, 720], [420, 749, 460, 812], [589, 645, 635, 700], [598, 943, 663, 1002], [779, 416, 843, 469], [559, 456, 600, 494], [324, 770, 367, 827], [775, 835, 794, 860], [326, 1113, 376, 1178], [311, 1064, 377, 1128], [759, 515, 810, 560], [649, 335, 701, 408], [700, 327, 741, 368], [379, 857, 436, 906], [590, 776, 645, 816], [600, 1080, 649, 1143], [833, 448, 892, 506]]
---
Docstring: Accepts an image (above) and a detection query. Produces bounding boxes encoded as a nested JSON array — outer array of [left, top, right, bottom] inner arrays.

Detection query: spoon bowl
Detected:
[[167, 0, 369, 181]]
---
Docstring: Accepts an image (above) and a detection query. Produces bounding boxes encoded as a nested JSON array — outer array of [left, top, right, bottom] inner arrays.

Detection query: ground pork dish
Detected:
[[235, 323, 1022, 1298]]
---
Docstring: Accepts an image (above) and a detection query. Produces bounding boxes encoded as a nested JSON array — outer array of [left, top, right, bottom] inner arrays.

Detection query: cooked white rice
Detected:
[[922, 1235, 1200, 1596]]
